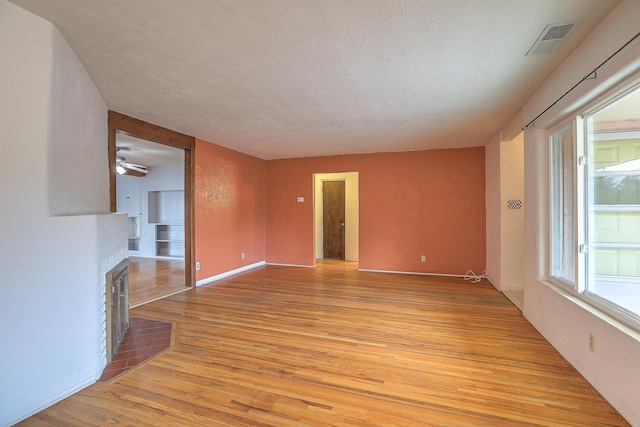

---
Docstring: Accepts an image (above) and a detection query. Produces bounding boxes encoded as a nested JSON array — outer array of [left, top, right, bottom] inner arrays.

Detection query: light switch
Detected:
[[296, 197, 304, 202]]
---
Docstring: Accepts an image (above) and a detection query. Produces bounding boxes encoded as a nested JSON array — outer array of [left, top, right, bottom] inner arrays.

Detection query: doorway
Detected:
[[108, 111, 196, 307], [314, 172, 359, 263], [115, 133, 189, 306], [323, 180, 345, 260]]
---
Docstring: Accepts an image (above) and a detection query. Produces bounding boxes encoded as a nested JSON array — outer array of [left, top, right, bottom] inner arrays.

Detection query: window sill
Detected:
[[538, 278, 640, 340]]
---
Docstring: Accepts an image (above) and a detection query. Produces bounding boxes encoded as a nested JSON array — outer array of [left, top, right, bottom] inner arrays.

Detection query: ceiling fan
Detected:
[[115, 149, 149, 175]]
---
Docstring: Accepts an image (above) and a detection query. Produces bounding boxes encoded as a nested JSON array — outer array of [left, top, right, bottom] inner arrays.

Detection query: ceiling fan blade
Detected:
[[123, 161, 147, 169], [123, 163, 149, 174]]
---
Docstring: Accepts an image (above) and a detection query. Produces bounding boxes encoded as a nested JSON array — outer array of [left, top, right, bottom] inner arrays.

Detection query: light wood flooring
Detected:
[[502, 291, 524, 312], [21, 260, 629, 426], [128, 256, 189, 308]]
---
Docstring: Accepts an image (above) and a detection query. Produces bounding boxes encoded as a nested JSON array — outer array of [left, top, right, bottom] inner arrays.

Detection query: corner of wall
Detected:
[[485, 134, 501, 290], [47, 22, 109, 217]]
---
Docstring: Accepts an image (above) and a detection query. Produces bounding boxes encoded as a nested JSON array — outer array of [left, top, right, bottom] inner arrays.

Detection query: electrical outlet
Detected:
[[241, 253, 245, 260], [195, 262, 200, 271], [589, 333, 595, 353], [421, 255, 426, 262]]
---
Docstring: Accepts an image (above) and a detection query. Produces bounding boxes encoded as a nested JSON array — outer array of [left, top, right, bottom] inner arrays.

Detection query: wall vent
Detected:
[[507, 199, 522, 210], [526, 22, 576, 56]]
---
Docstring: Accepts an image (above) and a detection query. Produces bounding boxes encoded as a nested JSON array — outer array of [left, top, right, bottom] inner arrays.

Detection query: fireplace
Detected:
[[105, 258, 129, 364]]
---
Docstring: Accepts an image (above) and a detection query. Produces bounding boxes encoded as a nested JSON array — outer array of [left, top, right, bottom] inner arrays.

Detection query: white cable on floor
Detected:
[[464, 269, 487, 283]]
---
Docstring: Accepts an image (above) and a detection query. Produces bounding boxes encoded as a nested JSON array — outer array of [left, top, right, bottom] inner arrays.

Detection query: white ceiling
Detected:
[[116, 133, 184, 168], [12, 0, 621, 160]]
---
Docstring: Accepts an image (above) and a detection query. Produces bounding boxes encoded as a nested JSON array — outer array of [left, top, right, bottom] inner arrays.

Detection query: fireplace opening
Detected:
[[105, 258, 129, 364]]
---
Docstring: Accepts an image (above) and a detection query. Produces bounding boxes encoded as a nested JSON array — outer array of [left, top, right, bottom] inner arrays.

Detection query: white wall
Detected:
[[314, 172, 359, 262], [0, 2, 127, 425], [485, 124, 525, 291], [485, 135, 501, 287], [521, 1, 640, 424], [499, 133, 524, 291], [48, 26, 111, 216]]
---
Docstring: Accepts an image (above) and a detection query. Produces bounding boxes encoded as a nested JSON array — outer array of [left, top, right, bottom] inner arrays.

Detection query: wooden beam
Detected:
[[108, 111, 195, 151]]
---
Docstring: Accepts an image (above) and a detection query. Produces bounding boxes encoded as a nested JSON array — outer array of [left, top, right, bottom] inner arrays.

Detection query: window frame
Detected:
[[548, 121, 583, 290], [545, 80, 640, 331]]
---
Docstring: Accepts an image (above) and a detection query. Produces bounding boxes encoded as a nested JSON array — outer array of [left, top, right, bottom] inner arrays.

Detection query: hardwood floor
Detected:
[[128, 256, 189, 308], [503, 290, 524, 312], [21, 260, 629, 426]]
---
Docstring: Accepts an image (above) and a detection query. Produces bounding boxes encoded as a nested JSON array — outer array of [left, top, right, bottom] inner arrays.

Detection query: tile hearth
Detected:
[[99, 317, 173, 382]]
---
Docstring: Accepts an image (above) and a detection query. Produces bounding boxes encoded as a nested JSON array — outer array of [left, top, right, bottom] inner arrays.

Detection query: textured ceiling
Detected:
[[116, 133, 183, 168], [11, 0, 621, 159]]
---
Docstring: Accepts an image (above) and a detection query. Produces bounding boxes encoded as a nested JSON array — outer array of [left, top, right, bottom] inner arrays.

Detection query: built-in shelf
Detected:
[[148, 189, 185, 258], [127, 217, 140, 252], [128, 239, 140, 251], [155, 224, 184, 258]]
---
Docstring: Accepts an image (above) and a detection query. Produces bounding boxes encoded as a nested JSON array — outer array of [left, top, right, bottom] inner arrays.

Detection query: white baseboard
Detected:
[[5, 377, 95, 427], [358, 268, 466, 278], [265, 262, 315, 268], [196, 261, 266, 287]]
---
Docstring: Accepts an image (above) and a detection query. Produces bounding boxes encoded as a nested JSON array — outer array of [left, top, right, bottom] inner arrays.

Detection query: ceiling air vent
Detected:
[[526, 22, 576, 56]]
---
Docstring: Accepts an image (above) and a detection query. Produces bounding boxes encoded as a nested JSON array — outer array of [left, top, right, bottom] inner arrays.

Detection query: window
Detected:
[[550, 83, 640, 322], [551, 124, 576, 286], [584, 86, 640, 317]]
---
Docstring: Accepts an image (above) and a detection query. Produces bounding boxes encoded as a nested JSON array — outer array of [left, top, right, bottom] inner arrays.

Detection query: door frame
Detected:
[[314, 172, 359, 262], [108, 111, 196, 288]]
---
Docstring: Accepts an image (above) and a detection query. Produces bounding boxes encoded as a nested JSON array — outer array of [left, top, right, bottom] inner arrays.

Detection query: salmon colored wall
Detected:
[[266, 148, 485, 275], [195, 138, 266, 281]]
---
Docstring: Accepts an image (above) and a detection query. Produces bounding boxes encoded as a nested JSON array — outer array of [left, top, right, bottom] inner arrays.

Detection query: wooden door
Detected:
[[323, 180, 345, 260]]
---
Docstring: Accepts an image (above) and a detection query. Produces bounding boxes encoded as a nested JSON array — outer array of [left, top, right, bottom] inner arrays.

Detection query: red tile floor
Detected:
[[99, 317, 173, 382]]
